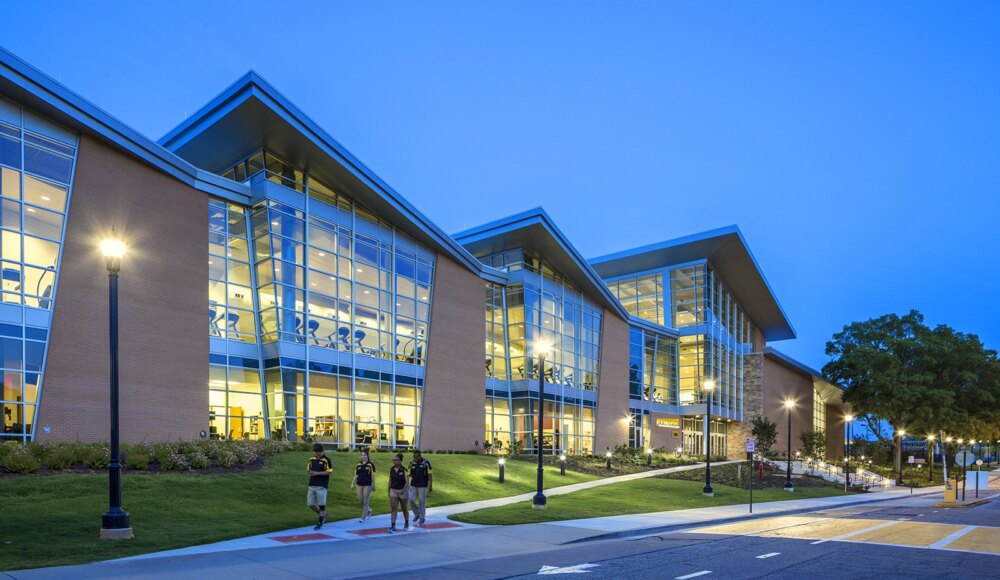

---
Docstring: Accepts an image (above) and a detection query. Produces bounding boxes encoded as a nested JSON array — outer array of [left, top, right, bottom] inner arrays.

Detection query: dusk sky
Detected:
[[5, 1, 999, 371]]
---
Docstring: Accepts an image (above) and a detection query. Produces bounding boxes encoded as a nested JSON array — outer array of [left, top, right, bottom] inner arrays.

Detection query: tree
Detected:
[[824, 310, 1000, 476], [750, 415, 778, 458], [800, 430, 827, 461]]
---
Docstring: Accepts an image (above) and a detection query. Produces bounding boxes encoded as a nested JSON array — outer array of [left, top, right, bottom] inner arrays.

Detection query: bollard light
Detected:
[[560, 453, 566, 476], [606, 448, 612, 470], [647, 448, 653, 467], [498, 457, 505, 483]]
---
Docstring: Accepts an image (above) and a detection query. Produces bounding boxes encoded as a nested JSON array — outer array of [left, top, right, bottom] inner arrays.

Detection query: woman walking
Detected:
[[386, 453, 409, 533], [350, 450, 376, 522]]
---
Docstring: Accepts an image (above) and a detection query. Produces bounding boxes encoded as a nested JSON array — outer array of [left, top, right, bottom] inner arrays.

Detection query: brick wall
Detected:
[[36, 134, 208, 442], [418, 254, 485, 451], [727, 352, 764, 460], [594, 309, 629, 454]]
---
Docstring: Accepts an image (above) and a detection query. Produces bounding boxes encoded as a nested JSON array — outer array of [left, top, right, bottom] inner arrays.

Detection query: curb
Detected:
[[563, 487, 944, 544]]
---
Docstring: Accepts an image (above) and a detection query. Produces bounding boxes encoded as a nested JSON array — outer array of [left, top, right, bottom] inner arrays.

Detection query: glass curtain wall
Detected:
[[482, 250, 600, 455], [627, 327, 678, 405], [219, 150, 434, 447], [0, 98, 77, 442], [607, 272, 664, 325], [208, 200, 264, 439], [812, 387, 826, 433]]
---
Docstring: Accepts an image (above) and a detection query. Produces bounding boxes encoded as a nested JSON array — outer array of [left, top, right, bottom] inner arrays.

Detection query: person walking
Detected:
[[386, 453, 409, 533], [350, 450, 376, 522], [306, 443, 333, 530], [409, 450, 433, 525]]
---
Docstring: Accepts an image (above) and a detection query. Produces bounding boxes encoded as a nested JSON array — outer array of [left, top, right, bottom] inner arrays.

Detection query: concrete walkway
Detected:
[[114, 460, 739, 561], [5, 483, 952, 579]]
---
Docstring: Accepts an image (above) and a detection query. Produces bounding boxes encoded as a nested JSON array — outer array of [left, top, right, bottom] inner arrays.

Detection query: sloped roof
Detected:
[[158, 71, 496, 279], [453, 208, 630, 319], [0, 45, 247, 202], [590, 226, 796, 341]]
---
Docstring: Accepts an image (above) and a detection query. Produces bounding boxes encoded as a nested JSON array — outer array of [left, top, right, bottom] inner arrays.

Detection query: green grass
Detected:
[[451, 477, 851, 525], [0, 452, 597, 571]]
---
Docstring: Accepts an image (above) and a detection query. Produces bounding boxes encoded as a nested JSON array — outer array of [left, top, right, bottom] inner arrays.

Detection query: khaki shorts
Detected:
[[388, 487, 408, 509], [307, 486, 328, 506]]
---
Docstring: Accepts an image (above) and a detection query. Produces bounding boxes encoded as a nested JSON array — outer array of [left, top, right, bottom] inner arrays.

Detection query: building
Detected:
[[0, 47, 845, 459]]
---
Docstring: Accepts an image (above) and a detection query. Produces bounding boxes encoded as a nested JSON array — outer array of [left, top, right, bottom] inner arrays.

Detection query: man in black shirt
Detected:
[[306, 443, 333, 530], [387, 453, 409, 533], [409, 450, 433, 525]]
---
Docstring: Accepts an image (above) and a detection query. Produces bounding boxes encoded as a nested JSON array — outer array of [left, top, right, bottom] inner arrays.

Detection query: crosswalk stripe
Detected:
[[929, 525, 977, 549], [810, 520, 900, 545]]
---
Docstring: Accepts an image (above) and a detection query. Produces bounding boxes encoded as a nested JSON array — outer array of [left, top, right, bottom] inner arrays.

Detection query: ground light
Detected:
[[703, 379, 716, 497], [560, 453, 566, 476], [606, 448, 612, 469], [99, 238, 132, 540], [532, 338, 552, 509], [498, 457, 505, 483], [646, 448, 652, 467], [784, 399, 795, 492]]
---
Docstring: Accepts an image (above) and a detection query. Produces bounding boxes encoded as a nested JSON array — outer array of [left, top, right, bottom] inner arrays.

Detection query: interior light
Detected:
[[40, 196, 50, 201], [26, 208, 36, 213], [318, 252, 325, 257]]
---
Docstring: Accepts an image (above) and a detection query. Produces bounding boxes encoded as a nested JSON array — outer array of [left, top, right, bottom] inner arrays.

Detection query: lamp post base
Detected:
[[100, 527, 133, 540], [783, 482, 795, 492], [702, 486, 714, 497], [532, 493, 547, 510]]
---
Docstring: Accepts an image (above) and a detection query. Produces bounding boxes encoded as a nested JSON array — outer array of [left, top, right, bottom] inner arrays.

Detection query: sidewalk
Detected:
[[4, 480, 949, 579], [114, 460, 740, 561]]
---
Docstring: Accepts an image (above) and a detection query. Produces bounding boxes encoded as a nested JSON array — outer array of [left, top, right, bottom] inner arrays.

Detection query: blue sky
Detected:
[[5, 1, 999, 370]]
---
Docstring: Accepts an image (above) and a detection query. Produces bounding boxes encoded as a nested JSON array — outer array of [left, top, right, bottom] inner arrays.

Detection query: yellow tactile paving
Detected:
[[757, 517, 889, 540], [694, 516, 827, 536], [942, 527, 1000, 554], [846, 521, 966, 547]]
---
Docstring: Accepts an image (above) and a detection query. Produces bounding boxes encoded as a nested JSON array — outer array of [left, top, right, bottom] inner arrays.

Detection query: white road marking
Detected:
[[755, 552, 781, 559], [676, 572, 712, 580], [810, 520, 900, 545], [917, 514, 925, 517], [929, 525, 977, 549], [538, 563, 600, 575]]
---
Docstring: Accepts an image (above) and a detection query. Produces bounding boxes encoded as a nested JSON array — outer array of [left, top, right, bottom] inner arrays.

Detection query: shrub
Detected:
[[43, 446, 77, 470], [124, 448, 151, 470], [1, 448, 41, 473], [82, 445, 110, 469], [232, 441, 258, 465], [27, 442, 55, 463], [187, 449, 210, 470]]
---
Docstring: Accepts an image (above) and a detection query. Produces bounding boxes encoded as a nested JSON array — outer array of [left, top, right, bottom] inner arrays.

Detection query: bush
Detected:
[[124, 445, 151, 470], [1, 447, 41, 473], [187, 449, 210, 470], [81, 445, 110, 469], [43, 446, 77, 470]]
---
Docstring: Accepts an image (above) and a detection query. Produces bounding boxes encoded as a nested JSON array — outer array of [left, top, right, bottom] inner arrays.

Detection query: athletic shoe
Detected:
[[403, 523, 409, 531], [358, 517, 365, 523], [387, 526, 396, 534], [314, 516, 325, 530]]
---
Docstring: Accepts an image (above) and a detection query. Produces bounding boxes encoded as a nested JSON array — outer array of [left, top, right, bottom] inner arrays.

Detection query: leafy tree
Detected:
[[750, 415, 778, 458], [800, 430, 827, 461], [824, 310, 1000, 476]]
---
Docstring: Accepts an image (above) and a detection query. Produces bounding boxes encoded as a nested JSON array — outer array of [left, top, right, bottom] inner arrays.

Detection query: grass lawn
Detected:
[[450, 477, 851, 525], [0, 451, 597, 570]]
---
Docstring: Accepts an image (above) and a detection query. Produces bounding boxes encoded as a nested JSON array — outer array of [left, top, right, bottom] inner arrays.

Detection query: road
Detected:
[[370, 491, 1000, 579]]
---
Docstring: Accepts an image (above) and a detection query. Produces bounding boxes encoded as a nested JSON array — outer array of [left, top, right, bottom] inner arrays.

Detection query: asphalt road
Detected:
[[368, 492, 1000, 579]]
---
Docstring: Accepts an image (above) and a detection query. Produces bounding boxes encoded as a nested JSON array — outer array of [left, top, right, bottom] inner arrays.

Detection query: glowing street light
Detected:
[[531, 338, 552, 509], [703, 380, 716, 497], [784, 399, 795, 492]]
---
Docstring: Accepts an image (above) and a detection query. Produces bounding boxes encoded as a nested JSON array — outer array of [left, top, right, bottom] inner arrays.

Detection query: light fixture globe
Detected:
[[100, 239, 126, 258]]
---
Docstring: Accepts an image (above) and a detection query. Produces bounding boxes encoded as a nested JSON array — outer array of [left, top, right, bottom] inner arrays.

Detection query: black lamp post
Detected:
[[703, 380, 715, 497], [100, 239, 132, 540], [927, 435, 935, 482], [532, 339, 551, 510], [844, 414, 854, 490], [784, 399, 795, 492]]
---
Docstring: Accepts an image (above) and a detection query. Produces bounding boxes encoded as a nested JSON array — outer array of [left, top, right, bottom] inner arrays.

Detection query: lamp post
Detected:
[[784, 399, 795, 492], [99, 239, 132, 540], [703, 380, 715, 497], [844, 414, 854, 490], [897, 429, 906, 485], [927, 435, 935, 482], [532, 339, 552, 510]]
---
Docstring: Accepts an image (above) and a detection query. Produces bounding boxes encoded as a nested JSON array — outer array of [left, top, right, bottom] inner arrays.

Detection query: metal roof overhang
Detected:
[[0, 46, 248, 204], [765, 347, 847, 407], [454, 209, 630, 319], [589, 226, 796, 341], [159, 72, 497, 281]]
